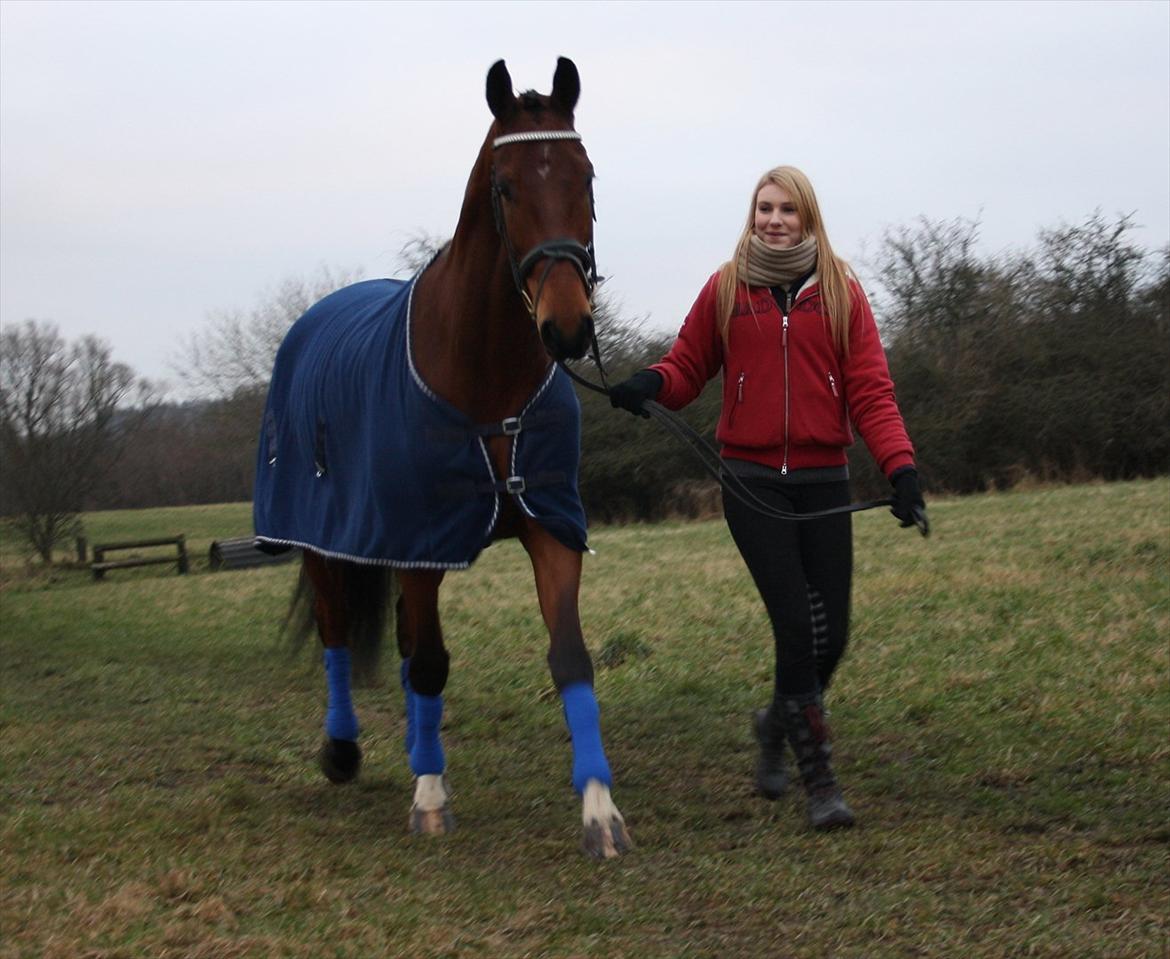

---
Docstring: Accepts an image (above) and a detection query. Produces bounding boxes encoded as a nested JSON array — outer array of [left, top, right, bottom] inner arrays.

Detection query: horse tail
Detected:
[[282, 556, 399, 687], [281, 561, 318, 657], [342, 564, 399, 685]]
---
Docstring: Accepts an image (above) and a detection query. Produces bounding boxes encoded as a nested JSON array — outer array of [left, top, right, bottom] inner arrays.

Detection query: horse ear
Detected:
[[551, 57, 580, 115], [486, 60, 516, 120]]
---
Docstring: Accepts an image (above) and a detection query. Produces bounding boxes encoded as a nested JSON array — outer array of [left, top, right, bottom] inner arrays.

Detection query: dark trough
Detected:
[[208, 537, 300, 572]]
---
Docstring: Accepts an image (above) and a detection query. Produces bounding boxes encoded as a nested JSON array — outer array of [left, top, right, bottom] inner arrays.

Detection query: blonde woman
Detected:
[[609, 166, 927, 830]]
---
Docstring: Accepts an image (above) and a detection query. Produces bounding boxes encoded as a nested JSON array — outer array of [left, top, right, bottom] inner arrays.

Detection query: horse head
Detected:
[[486, 57, 596, 362]]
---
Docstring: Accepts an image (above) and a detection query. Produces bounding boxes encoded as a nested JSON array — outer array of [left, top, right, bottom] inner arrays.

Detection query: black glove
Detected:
[[890, 466, 929, 536], [609, 369, 663, 418]]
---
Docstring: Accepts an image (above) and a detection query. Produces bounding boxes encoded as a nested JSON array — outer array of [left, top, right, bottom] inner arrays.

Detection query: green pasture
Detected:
[[1, 480, 1167, 958]]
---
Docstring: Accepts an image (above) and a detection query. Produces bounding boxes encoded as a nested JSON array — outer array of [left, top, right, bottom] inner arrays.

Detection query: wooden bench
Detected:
[[92, 535, 189, 580]]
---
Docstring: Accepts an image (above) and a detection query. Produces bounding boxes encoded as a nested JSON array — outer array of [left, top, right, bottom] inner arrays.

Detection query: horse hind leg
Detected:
[[396, 570, 455, 836], [408, 691, 454, 836], [320, 654, 362, 783], [302, 552, 363, 783]]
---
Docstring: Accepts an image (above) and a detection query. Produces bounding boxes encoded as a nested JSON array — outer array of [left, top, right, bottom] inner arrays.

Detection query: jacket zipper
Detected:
[[828, 372, 838, 397], [778, 286, 823, 474], [781, 291, 792, 475]]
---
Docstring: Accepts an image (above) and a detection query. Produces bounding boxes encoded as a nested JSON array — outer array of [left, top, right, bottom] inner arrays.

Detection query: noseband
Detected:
[[490, 130, 599, 320]]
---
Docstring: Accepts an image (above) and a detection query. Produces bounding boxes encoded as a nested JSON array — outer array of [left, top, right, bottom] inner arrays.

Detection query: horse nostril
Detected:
[[581, 311, 595, 341], [573, 313, 594, 359], [540, 321, 560, 356], [539, 318, 591, 361]]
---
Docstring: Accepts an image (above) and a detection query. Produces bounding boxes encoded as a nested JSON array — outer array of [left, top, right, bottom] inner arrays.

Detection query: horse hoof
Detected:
[[582, 816, 632, 860], [319, 738, 361, 783], [409, 774, 454, 836], [580, 779, 631, 859], [410, 805, 456, 836]]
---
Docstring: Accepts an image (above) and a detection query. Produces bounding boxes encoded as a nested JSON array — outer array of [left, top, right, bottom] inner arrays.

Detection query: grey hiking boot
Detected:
[[781, 693, 855, 831], [753, 706, 789, 799]]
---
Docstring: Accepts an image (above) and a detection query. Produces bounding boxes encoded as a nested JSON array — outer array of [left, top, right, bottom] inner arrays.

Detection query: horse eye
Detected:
[[497, 180, 514, 201]]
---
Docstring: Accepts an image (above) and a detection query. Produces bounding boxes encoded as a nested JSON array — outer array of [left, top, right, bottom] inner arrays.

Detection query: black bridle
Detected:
[[489, 129, 599, 321]]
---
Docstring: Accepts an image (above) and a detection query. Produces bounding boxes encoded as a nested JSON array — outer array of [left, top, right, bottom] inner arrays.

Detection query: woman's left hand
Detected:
[[891, 467, 929, 536]]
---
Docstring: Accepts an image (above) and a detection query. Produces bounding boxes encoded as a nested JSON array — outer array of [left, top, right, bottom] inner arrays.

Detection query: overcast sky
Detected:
[[2, 0, 1168, 394]]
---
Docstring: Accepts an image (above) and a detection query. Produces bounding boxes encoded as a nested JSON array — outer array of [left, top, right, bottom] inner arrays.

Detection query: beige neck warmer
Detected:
[[736, 234, 818, 287]]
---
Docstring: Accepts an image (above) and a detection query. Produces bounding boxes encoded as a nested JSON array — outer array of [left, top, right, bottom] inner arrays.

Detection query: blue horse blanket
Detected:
[[253, 276, 588, 568]]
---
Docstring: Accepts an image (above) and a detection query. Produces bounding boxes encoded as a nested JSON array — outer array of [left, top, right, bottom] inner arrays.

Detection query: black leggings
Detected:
[[721, 474, 852, 697]]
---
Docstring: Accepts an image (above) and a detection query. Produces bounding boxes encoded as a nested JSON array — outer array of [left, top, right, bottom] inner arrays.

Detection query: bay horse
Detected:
[[253, 58, 631, 859]]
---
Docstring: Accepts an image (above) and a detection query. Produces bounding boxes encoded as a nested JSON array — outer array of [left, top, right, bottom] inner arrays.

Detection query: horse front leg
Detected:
[[396, 570, 455, 836], [520, 522, 631, 859]]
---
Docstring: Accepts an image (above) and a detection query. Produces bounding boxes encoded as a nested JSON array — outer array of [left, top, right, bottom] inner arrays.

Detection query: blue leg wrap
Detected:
[[400, 658, 416, 754], [323, 647, 359, 741], [561, 682, 612, 794], [409, 693, 445, 776]]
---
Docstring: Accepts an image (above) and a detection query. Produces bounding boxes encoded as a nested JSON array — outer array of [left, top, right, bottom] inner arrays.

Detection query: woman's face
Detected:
[[753, 183, 803, 248]]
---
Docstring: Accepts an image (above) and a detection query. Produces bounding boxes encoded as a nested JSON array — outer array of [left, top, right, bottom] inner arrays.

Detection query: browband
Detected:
[[492, 130, 582, 149]]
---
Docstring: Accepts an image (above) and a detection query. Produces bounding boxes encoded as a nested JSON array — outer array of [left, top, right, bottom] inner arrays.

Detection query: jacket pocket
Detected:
[[717, 367, 784, 449], [790, 361, 850, 448]]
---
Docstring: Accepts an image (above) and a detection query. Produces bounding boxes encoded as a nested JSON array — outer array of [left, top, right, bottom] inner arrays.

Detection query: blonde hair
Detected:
[[715, 166, 855, 356]]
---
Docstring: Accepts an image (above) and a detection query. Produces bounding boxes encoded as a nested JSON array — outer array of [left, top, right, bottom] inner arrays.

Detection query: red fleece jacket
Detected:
[[648, 271, 915, 478]]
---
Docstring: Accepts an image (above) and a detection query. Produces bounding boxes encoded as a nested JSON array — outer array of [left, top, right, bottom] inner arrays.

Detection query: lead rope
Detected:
[[558, 351, 895, 523]]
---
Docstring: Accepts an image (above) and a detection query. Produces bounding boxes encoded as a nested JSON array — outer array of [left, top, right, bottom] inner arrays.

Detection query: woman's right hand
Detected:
[[608, 369, 663, 418]]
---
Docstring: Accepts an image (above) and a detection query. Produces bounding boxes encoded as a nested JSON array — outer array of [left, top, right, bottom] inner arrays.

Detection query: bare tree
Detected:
[[173, 265, 363, 400], [0, 321, 155, 562], [396, 232, 448, 275]]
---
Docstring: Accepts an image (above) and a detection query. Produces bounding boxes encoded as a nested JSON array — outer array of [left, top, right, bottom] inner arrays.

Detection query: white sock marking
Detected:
[[413, 774, 448, 811], [582, 779, 622, 827]]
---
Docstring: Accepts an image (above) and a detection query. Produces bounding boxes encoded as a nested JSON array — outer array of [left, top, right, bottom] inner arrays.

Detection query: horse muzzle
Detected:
[[524, 251, 594, 361], [540, 311, 593, 361]]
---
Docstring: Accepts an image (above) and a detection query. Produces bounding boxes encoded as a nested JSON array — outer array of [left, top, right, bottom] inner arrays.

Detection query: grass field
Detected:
[[1, 479, 1167, 958]]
